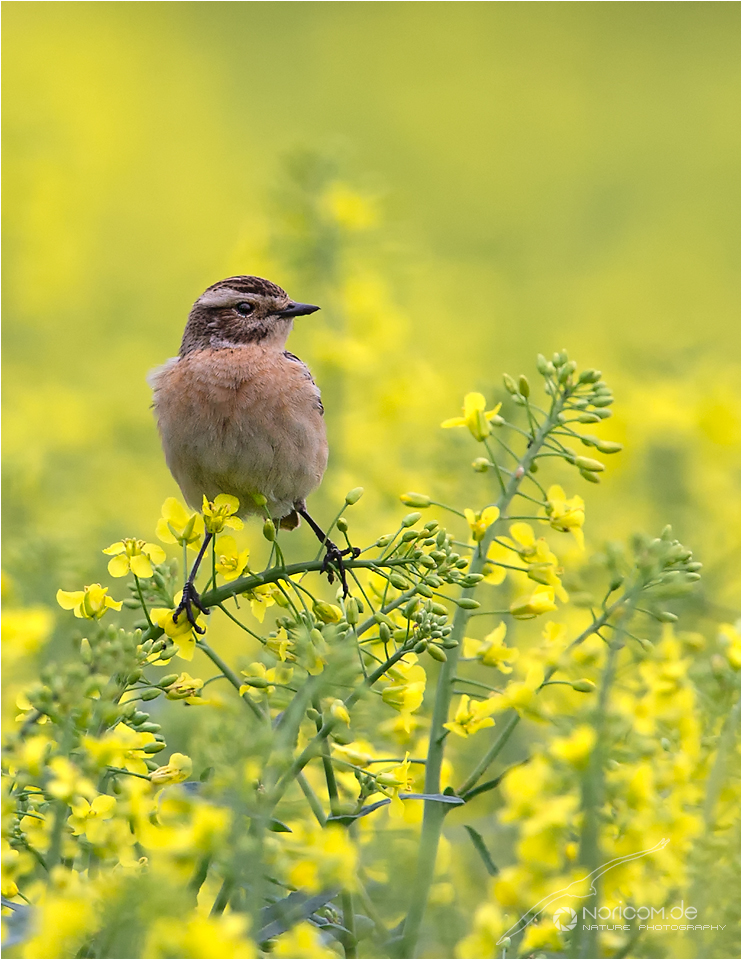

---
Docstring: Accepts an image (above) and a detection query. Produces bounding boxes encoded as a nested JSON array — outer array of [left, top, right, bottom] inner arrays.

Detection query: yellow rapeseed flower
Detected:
[[102, 538, 166, 579], [149, 752, 192, 785], [465, 505, 500, 542], [463, 621, 519, 673], [442, 392, 502, 442], [56, 584, 123, 620], [156, 497, 204, 550], [381, 658, 427, 713], [510, 585, 558, 619], [214, 535, 250, 582], [550, 725, 597, 767], [375, 752, 414, 817], [202, 494, 243, 534], [164, 672, 206, 704], [444, 694, 498, 738], [68, 795, 117, 845], [545, 484, 585, 550]]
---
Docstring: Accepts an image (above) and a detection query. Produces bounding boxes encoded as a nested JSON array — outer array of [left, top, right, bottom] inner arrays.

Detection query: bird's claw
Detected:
[[321, 542, 361, 598], [173, 581, 209, 634]]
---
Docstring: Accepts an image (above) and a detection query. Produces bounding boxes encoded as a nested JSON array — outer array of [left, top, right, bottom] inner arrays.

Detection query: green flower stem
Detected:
[[268, 644, 414, 809], [456, 712, 521, 799], [399, 400, 566, 959], [196, 638, 266, 722], [456, 596, 627, 799], [133, 575, 153, 629], [138, 558, 416, 646], [572, 607, 632, 960], [296, 772, 326, 827]]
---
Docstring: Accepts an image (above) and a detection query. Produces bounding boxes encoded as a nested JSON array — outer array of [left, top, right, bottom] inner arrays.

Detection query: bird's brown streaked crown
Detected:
[[179, 275, 319, 356]]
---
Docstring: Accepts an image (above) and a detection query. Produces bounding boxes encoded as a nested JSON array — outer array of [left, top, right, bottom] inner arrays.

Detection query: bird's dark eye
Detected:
[[235, 301, 253, 317]]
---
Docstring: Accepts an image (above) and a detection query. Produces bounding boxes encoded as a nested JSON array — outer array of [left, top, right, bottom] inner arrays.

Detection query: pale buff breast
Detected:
[[148, 346, 328, 519]]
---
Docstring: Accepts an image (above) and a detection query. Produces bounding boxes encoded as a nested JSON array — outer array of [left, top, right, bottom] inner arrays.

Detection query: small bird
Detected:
[[148, 275, 356, 627]]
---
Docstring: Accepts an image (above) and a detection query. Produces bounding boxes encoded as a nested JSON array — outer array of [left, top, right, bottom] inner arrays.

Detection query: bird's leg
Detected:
[[172, 532, 213, 633], [298, 508, 360, 598]]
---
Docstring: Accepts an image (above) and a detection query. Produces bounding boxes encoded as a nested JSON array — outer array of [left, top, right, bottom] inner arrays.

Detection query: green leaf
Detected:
[[267, 818, 292, 833], [463, 825, 498, 876]]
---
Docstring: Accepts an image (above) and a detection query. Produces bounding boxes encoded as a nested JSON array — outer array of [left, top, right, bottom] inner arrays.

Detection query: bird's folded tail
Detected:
[[279, 510, 301, 531]]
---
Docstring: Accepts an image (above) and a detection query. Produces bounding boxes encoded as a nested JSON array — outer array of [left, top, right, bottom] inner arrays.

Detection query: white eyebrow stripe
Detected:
[[196, 287, 250, 308]]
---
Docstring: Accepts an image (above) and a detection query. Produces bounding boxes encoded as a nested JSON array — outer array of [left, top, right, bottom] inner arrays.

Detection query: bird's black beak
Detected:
[[278, 302, 320, 318]]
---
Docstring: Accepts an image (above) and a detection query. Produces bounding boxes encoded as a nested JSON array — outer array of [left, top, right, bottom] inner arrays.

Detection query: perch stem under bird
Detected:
[[148, 275, 355, 626]]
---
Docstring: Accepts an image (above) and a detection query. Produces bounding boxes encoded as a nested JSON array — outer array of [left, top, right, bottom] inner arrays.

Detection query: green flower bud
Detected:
[[655, 611, 678, 623], [579, 469, 601, 484], [314, 600, 343, 624], [122, 702, 137, 719], [345, 598, 360, 625], [456, 598, 480, 610], [376, 534, 394, 547], [594, 408, 612, 419], [552, 352, 564, 367], [122, 598, 141, 609], [251, 492, 268, 507], [591, 396, 614, 407], [503, 373, 518, 394], [306, 707, 321, 721], [158, 674, 179, 687], [472, 457, 490, 473], [139, 722, 162, 733], [416, 583, 433, 598], [575, 456, 605, 472], [424, 520, 439, 533], [594, 439, 623, 454], [143, 741, 166, 754], [529, 461, 539, 473], [374, 612, 396, 628], [127, 668, 143, 684], [518, 375, 530, 398], [536, 354, 550, 374], [571, 679, 596, 693], [336, 517, 349, 533], [262, 518, 276, 542], [579, 434, 598, 447], [577, 413, 602, 423], [414, 639, 428, 653], [310, 628, 324, 645], [80, 638, 92, 665], [140, 688, 162, 701], [402, 512, 422, 528], [401, 529, 419, 542], [379, 623, 391, 643], [400, 493, 431, 510], [345, 487, 364, 505], [427, 645, 447, 662], [686, 561, 703, 572], [404, 598, 419, 619], [242, 676, 270, 688], [460, 574, 484, 586], [578, 369, 597, 383]]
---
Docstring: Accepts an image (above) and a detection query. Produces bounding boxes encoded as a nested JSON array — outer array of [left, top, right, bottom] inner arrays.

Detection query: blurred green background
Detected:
[[3, 2, 739, 618]]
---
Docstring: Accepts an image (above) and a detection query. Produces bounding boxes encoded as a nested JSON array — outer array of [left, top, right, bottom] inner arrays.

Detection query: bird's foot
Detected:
[[321, 541, 361, 598], [173, 581, 209, 634]]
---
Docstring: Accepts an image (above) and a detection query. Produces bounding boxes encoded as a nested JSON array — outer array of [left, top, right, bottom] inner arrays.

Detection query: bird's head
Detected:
[[180, 276, 319, 355]]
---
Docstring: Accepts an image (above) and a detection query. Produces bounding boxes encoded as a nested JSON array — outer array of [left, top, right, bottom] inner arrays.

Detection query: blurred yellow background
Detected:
[[3, 2, 739, 620]]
